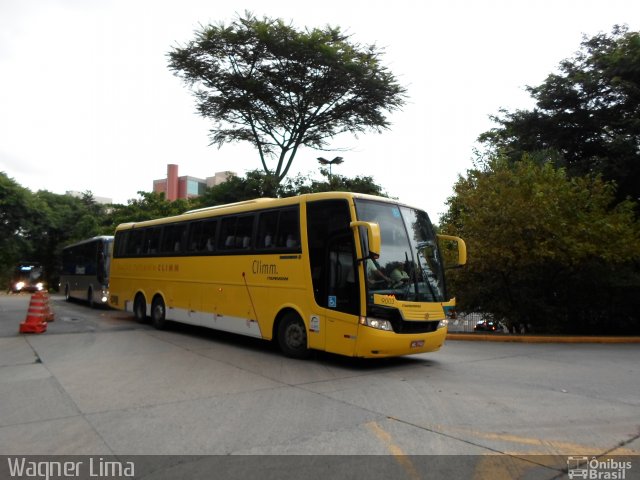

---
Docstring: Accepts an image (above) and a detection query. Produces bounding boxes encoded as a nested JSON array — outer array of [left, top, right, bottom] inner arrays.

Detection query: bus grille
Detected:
[[394, 320, 440, 334]]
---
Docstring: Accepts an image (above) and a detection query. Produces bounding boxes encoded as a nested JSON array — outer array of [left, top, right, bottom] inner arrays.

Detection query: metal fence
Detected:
[[447, 312, 495, 333]]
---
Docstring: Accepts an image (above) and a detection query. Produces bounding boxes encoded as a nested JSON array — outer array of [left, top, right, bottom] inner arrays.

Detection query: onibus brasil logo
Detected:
[[567, 456, 633, 479]]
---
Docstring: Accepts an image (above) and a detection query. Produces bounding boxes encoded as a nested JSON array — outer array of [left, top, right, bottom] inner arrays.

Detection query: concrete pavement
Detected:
[[0, 292, 638, 480]]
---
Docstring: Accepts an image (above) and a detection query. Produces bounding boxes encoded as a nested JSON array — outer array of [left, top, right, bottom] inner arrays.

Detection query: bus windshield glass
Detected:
[[354, 199, 446, 303]]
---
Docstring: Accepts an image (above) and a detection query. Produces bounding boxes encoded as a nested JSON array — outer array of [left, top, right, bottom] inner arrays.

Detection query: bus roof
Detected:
[[62, 235, 114, 250], [114, 192, 415, 232]]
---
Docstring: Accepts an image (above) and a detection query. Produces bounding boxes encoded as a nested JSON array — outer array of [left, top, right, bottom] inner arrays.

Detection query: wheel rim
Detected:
[[284, 321, 305, 350], [152, 302, 164, 322]]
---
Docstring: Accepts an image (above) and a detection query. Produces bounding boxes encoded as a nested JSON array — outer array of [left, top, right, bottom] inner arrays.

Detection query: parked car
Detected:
[[474, 320, 503, 332]]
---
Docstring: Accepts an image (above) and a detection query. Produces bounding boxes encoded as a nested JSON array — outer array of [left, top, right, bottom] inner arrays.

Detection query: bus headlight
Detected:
[[437, 319, 449, 329], [359, 316, 393, 331]]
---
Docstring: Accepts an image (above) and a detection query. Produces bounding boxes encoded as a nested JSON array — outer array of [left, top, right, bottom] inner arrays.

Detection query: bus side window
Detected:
[[278, 209, 300, 250], [187, 220, 216, 253], [127, 230, 145, 256], [285, 234, 298, 248], [219, 217, 237, 250], [113, 232, 127, 258], [146, 227, 161, 254], [202, 220, 217, 253], [257, 211, 278, 250], [160, 224, 186, 255], [236, 215, 255, 250]]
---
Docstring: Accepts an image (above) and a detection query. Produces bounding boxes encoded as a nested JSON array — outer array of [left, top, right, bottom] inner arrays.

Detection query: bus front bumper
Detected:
[[354, 325, 448, 358]]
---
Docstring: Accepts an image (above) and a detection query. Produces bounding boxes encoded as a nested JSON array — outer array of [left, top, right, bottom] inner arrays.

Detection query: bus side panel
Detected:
[[165, 281, 202, 327], [324, 310, 358, 357]]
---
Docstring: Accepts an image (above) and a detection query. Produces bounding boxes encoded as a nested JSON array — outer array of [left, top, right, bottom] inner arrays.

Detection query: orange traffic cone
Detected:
[[19, 293, 48, 334], [36, 291, 55, 322]]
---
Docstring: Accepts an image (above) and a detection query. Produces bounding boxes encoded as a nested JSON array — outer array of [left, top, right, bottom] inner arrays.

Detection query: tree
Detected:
[[440, 155, 640, 334], [192, 169, 389, 209], [168, 12, 406, 191], [479, 25, 640, 204], [279, 168, 389, 197], [103, 192, 192, 231], [0, 173, 40, 284], [29, 191, 107, 288], [192, 171, 276, 208]]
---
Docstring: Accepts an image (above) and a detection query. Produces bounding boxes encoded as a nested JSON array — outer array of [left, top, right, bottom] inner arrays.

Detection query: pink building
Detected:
[[153, 164, 235, 201]]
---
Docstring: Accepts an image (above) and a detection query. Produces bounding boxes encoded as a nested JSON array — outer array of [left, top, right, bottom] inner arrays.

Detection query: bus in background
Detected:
[[9, 262, 45, 293], [108, 192, 466, 358], [60, 236, 114, 308]]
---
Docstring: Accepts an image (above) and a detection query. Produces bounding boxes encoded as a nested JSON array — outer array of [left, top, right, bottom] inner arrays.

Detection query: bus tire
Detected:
[[151, 296, 167, 330], [87, 288, 94, 309], [133, 293, 147, 322], [277, 312, 310, 359]]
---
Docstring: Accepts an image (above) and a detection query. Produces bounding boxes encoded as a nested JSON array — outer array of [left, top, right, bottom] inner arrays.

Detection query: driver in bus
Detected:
[[390, 262, 410, 288], [367, 254, 390, 288]]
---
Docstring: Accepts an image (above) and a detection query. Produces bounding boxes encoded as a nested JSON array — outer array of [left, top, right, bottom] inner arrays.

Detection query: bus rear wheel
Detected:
[[151, 296, 167, 330], [133, 294, 147, 322], [277, 312, 310, 359]]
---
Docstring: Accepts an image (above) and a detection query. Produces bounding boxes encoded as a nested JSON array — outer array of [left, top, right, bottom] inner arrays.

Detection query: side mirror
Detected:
[[350, 221, 381, 258], [437, 234, 467, 268]]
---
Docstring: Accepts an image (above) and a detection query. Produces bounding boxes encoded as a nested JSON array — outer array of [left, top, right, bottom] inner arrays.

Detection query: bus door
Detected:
[[306, 199, 360, 356], [324, 233, 360, 356]]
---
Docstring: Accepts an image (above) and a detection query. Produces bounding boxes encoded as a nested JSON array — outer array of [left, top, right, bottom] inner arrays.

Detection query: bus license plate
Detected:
[[410, 340, 425, 348]]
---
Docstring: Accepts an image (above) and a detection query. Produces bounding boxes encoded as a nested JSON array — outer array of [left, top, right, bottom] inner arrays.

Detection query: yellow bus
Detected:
[[108, 192, 466, 358]]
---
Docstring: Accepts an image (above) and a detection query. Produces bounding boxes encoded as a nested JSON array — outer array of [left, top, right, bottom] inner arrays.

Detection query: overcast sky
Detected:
[[1, 0, 639, 219]]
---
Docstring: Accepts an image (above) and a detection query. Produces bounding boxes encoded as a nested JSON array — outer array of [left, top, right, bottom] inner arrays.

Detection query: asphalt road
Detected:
[[0, 293, 638, 479]]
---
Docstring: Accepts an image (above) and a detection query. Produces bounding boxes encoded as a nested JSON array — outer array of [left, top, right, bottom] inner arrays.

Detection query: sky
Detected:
[[1, 0, 639, 220]]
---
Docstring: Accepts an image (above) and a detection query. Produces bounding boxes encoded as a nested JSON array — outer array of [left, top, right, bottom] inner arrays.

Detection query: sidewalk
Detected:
[[447, 332, 640, 343]]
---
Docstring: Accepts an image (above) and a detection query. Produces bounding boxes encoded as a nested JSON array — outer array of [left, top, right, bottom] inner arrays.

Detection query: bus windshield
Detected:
[[354, 199, 446, 303]]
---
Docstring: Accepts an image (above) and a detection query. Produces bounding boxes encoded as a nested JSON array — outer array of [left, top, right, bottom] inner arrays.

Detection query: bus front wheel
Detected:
[[151, 296, 167, 330], [277, 312, 310, 359]]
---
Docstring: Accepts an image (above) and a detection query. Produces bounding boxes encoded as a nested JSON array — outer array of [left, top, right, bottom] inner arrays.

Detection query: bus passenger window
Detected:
[[257, 211, 278, 250], [219, 217, 237, 250], [278, 209, 300, 250], [285, 234, 298, 248], [235, 215, 255, 249]]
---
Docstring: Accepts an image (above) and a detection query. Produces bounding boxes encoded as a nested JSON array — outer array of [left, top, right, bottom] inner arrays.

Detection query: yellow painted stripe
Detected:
[[433, 424, 639, 455], [366, 421, 421, 480]]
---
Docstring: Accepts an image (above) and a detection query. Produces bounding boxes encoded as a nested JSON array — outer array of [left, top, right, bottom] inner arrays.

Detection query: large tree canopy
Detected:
[[168, 12, 406, 188], [479, 25, 640, 203], [440, 155, 640, 334]]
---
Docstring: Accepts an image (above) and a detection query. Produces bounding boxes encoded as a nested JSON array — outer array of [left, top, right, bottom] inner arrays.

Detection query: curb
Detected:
[[446, 333, 640, 344]]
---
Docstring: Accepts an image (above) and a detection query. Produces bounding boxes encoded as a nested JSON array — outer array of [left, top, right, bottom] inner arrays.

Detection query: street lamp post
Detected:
[[317, 156, 344, 178]]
